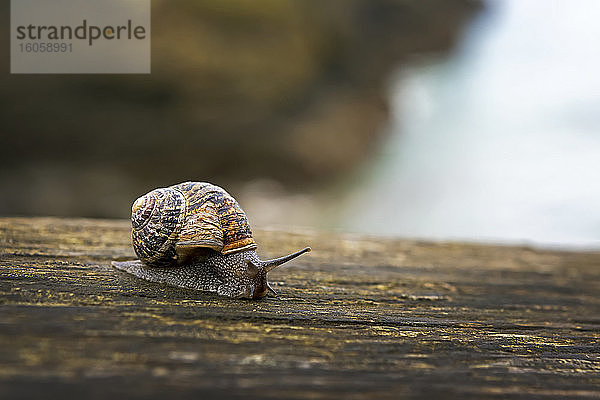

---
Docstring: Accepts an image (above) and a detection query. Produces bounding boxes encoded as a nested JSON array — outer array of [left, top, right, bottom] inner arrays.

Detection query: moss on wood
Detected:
[[1, 217, 599, 399]]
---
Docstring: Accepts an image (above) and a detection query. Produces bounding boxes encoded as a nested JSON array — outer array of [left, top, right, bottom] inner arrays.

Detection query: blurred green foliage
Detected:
[[0, 0, 479, 217]]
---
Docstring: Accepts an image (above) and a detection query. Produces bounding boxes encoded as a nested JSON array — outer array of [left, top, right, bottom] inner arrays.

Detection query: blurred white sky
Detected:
[[334, 0, 600, 249]]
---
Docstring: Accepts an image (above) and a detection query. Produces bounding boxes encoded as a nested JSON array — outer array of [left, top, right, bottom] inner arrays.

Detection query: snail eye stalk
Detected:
[[261, 247, 312, 273], [246, 260, 260, 278]]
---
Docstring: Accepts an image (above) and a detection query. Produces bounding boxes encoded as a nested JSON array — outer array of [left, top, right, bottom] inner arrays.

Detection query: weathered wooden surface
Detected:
[[0, 217, 599, 399]]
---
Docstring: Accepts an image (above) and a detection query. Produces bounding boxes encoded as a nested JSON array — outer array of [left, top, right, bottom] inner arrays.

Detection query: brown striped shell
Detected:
[[131, 182, 257, 267]]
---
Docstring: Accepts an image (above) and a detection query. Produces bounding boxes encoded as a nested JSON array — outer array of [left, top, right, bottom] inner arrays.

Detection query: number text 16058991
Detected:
[[19, 42, 73, 53]]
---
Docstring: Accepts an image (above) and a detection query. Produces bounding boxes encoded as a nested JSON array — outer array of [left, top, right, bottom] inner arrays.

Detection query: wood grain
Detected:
[[1, 217, 599, 399]]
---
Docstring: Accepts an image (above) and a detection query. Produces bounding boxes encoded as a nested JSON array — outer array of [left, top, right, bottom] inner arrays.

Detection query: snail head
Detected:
[[217, 247, 311, 299]]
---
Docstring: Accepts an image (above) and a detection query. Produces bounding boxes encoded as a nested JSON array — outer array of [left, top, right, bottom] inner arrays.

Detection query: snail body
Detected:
[[112, 182, 310, 299]]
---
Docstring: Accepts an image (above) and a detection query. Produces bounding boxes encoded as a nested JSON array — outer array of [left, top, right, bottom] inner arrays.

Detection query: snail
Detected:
[[112, 181, 311, 299]]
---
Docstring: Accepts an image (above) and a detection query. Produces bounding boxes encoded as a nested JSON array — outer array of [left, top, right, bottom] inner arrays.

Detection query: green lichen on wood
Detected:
[[0, 217, 599, 399]]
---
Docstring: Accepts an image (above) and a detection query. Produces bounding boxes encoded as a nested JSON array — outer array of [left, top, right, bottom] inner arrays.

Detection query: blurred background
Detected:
[[1, 0, 598, 249]]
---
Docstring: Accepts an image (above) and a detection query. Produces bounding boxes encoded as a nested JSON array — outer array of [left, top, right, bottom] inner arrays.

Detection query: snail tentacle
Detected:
[[261, 247, 312, 273]]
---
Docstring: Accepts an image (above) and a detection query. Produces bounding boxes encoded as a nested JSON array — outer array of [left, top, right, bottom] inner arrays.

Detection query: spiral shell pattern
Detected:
[[131, 187, 186, 267], [131, 182, 256, 267]]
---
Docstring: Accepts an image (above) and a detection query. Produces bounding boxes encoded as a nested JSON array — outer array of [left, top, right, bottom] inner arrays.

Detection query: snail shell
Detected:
[[131, 182, 257, 267]]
